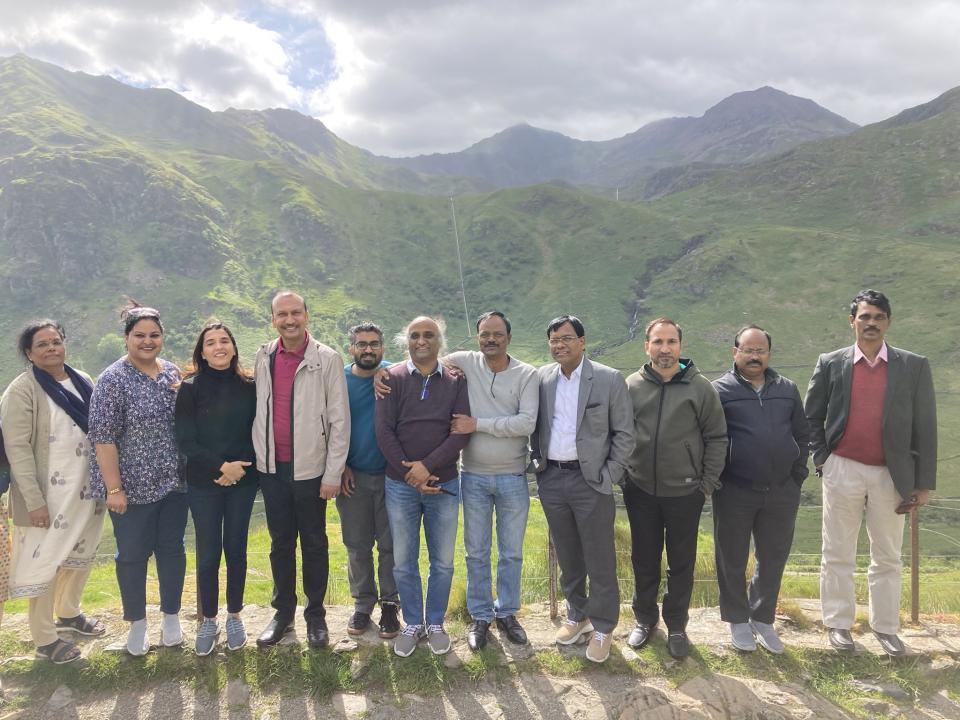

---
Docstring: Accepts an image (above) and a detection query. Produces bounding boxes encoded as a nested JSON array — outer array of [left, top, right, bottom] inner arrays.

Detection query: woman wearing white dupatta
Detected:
[[0, 319, 106, 664]]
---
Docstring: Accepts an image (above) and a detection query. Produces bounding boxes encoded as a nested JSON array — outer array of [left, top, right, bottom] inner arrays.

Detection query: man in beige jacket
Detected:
[[252, 291, 350, 649]]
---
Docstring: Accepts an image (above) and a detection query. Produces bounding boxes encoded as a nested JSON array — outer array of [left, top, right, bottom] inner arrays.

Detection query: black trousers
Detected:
[[623, 483, 704, 631], [712, 480, 800, 624], [260, 462, 329, 622]]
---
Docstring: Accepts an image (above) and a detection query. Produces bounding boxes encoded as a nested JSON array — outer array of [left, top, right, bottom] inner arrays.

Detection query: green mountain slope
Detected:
[[0, 54, 958, 501]]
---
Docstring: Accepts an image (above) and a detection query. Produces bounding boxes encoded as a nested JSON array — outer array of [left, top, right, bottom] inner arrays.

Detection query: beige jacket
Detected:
[[1, 369, 94, 525], [253, 336, 350, 486]]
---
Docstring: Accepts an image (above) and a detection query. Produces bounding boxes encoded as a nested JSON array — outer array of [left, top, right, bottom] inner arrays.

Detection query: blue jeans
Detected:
[[188, 481, 258, 618], [385, 476, 460, 627], [109, 490, 188, 621], [461, 472, 530, 622]]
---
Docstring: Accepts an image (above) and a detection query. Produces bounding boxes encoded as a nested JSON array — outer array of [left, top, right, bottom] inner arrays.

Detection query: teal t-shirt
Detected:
[[344, 360, 390, 474]]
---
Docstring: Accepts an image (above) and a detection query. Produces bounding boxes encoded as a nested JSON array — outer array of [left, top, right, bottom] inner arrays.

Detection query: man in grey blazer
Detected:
[[529, 314, 634, 663], [805, 289, 937, 656]]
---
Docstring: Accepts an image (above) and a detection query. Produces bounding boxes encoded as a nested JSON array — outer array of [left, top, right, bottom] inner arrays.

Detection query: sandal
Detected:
[[37, 638, 82, 664], [56, 613, 107, 636]]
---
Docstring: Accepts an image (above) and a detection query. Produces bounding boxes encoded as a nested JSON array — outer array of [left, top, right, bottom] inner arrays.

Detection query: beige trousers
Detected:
[[29, 566, 92, 647], [820, 453, 905, 634]]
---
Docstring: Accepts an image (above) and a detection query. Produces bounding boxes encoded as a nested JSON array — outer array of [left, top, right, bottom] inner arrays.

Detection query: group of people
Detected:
[[0, 287, 936, 666]]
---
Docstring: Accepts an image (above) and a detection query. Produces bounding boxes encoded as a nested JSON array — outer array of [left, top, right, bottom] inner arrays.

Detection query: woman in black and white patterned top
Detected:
[[88, 303, 186, 657]]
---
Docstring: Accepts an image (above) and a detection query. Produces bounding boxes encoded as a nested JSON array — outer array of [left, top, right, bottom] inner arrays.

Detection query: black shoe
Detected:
[[495, 615, 528, 645], [347, 612, 371, 637], [256, 617, 293, 647], [872, 631, 905, 657], [378, 603, 401, 639], [827, 628, 855, 652], [467, 620, 490, 652], [627, 623, 654, 650], [667, 631, 690, 659], [306, 619, 329, 649]]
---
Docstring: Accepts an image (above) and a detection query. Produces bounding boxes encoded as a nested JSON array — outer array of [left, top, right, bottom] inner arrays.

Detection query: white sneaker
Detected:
[[127, 619, 150, 656], [161, 612, 183, 647]]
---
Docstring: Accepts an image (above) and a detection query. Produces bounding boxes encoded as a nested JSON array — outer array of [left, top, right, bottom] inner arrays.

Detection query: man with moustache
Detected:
[[712, 325, 809, 654], [375, 316, 470, 657], [445, 311, 539, 651], [624, 318, 727, 659], [528, 314, 634, 663], [336, 323, 401, 640], [805, 290, 936, 656], [252, 291, 350, 649]]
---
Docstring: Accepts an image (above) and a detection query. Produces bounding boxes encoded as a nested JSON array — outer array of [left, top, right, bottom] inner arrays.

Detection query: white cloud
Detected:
[[3, 1, 960, 155]]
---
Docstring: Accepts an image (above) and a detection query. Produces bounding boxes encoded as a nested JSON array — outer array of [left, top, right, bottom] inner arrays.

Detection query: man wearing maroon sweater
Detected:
[[805, 289, 937, 656], [375, 316, 471, 657]]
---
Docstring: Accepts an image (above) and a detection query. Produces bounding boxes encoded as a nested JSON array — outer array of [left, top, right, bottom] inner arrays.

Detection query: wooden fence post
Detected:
[[910, 507, 920, 624], [548, 533, 558, 620]]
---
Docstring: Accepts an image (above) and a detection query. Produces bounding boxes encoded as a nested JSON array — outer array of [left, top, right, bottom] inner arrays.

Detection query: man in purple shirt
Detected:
[[375, 316, 470, 658]]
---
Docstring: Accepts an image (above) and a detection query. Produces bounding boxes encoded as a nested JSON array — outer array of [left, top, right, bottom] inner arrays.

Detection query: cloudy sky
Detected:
[[2, 1, 958, 156]]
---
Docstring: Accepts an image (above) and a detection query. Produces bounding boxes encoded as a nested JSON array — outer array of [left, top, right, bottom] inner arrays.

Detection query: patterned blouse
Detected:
[[88, 357, 182, 504]]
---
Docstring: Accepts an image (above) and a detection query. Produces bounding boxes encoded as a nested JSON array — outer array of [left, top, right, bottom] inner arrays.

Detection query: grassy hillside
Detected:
[[0, 54, 957, 508]]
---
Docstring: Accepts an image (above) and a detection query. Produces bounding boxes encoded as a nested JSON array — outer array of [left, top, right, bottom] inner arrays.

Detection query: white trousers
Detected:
[[820, 453, 905, 634]]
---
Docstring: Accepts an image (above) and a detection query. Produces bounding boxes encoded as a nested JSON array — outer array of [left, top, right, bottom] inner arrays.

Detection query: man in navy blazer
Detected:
[[805, 289, 937, 656], [529, 315, 634, 663]]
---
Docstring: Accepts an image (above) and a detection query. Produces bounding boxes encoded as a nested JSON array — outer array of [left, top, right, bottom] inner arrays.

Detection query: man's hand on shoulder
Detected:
[[373, 367, 391, 399], [450, 413, 477, 434]]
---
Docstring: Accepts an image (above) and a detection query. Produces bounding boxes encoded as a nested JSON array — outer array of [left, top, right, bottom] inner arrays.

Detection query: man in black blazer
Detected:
[[805, 289, 937, 656], [529, 315, 634, 663]]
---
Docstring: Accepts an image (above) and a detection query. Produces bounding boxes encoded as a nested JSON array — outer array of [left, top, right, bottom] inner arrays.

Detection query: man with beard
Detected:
[[624, 318, 727, 659], [445, 311, 539, 651], [805, 289, 936, 656], [528, 314, 634, 663], [336, 323, 401, 640], [711, 325, 809, 654]]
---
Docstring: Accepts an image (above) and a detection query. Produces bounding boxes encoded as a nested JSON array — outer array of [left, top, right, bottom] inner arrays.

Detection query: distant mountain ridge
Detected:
[[384, 86, 859, 188]]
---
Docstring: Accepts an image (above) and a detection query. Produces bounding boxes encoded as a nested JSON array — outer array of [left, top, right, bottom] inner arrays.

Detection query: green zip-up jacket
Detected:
[[625, 359, 727, 497]]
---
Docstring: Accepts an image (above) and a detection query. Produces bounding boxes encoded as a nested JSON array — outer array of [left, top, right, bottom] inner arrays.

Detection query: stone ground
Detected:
[[1, 600, 959, 720]]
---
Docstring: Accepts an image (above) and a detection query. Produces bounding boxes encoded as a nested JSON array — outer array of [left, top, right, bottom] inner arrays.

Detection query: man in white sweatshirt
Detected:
[[448, 311, 540, 651]]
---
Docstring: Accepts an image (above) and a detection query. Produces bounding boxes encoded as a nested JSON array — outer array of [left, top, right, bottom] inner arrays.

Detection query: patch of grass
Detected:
[[460, 647, 505, 684], [529, 649, 586, 677], [777, 599, 815, 631]]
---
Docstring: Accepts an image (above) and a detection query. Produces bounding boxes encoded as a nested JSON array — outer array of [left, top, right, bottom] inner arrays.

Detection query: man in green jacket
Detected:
[[624, 318, 727, 659]]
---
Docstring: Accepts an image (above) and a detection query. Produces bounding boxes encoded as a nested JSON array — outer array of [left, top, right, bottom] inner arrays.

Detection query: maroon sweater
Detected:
[[374, 363, 471, 483], [834, 359, 887, 466]]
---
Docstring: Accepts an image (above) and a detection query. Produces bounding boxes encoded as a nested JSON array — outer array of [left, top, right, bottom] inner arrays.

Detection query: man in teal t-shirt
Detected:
[[336, 322, 400, 638]]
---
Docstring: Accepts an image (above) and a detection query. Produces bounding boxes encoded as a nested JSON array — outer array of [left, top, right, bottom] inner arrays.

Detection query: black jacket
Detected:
[[712, 367, 809, 490], [174, 367, 257, 490]]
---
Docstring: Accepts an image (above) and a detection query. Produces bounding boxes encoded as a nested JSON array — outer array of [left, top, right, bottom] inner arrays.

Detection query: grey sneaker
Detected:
[[161, 612, 183, 647], [194, 618, 219, 657], [426, 624, 451, 655], [751, 621, 784, 655], [127, 618, 149, 657], [225, 616, 247, 651], [730, 622, 757, 652], [394, 624, 425, 657]]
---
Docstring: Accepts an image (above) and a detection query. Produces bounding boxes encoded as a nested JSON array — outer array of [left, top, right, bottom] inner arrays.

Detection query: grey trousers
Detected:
[[335, 470, 399, 613], [712, 479, 801, 624], [537, 465, 620, 633]]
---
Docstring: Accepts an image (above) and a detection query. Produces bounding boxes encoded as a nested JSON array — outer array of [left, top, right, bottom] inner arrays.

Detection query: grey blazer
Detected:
[[529, 358, 635, 494], [804, 344, 937, 501]]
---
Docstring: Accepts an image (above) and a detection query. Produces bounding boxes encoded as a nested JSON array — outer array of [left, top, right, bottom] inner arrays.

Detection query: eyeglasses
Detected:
[[737, 347, 770, 356], [353, 341, 383, 350], [548, 336, 580, 346]]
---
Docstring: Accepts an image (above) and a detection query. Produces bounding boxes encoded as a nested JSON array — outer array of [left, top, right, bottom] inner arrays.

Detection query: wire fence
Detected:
[[20, 494, 956, 619]]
